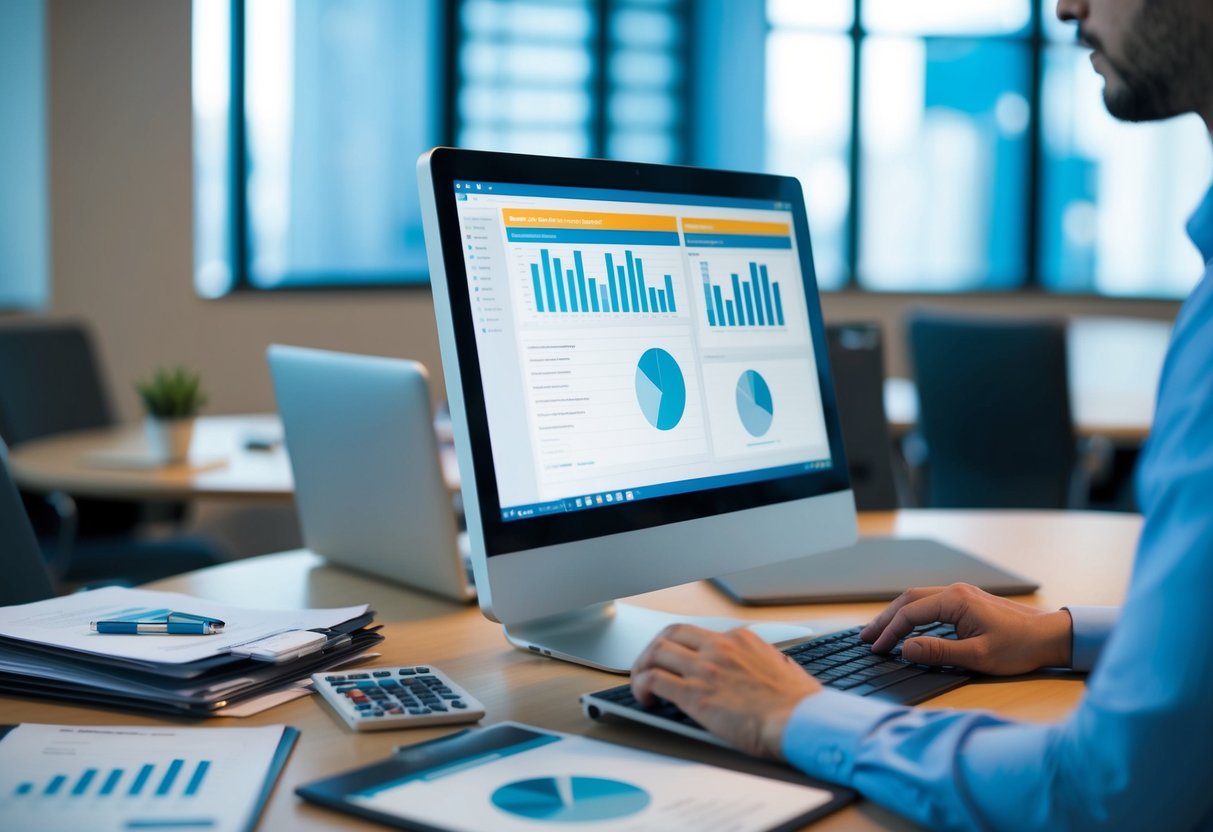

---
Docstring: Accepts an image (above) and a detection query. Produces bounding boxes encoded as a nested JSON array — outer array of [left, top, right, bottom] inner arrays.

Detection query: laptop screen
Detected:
[[450, 180, 834, 523]]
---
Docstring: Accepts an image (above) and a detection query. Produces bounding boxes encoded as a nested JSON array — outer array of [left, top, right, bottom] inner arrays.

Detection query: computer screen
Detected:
[[419, 149, 856, 669], [451, 180, 835, 527]]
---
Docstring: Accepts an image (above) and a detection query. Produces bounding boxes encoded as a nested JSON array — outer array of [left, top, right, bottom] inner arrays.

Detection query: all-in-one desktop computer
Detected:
[[418, 148, 858, 672]]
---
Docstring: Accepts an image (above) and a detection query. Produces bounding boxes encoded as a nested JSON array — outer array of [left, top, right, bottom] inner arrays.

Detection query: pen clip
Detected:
[[168, 611, 226, 627]]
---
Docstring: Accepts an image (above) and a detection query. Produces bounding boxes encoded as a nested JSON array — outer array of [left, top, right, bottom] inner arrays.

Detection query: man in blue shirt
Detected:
[[632, 0, 1213, 827]]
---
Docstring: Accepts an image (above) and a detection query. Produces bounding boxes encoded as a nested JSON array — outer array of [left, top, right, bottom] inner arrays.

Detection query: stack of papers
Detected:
[[0, 587, 382, 716]]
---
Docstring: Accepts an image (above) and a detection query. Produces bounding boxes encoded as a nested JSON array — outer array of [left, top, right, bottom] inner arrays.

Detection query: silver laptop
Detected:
[[267, 344, 474, 602]]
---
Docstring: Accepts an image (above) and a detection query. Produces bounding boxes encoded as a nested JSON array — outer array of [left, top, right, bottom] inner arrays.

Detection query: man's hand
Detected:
[[861, 583, 1073, 675], [631, 624, 822, 759]]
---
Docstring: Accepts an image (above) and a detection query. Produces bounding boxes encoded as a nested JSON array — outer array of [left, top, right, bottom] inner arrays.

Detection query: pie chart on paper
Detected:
[[491, 776, 651, 822], [736, 369, 774, 437], [635, 348, 686, 431]]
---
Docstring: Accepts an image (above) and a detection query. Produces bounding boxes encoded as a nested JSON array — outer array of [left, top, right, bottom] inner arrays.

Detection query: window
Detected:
[[195, 0, 1209, 298], [764, 0, 1210, 297], [193, 0, 687, 295]]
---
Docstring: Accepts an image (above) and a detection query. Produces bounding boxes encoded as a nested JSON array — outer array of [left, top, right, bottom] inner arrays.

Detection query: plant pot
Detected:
[[145, 416, 195, 465]]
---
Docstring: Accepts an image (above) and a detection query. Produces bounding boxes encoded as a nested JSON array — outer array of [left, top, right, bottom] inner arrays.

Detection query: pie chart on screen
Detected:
[[635, 348, 686, 431], [736, 369, 774, 437], [491, 776, 651, 822]]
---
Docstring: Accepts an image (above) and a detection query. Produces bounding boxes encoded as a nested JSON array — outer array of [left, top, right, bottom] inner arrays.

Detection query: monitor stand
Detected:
[[503, 601, 832, 674]]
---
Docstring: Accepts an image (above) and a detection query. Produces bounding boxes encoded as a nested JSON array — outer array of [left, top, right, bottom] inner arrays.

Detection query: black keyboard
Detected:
[[581, 623, 970, 747]]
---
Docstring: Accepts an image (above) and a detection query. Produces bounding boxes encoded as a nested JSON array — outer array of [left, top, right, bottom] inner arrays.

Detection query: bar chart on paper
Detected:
[[0, 723, 293, 832]]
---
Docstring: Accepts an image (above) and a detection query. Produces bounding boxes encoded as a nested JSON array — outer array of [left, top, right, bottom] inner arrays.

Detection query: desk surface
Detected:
[[7, 414, 460, 502], [0, 510, 1140, 830]]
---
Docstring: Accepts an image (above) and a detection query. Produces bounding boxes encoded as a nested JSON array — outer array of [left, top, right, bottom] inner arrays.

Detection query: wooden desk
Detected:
[[7, 414, 461, 502], [0, 510, 1141, 831], [885, 317, 1170, 444]]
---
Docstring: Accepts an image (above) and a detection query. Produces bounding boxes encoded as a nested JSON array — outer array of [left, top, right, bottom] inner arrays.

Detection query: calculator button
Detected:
[[408, 708, 431, 715], [399, 668, 416, 675], [325, 675, 345, 682], [451, 701, 468, 709], [415, 667, 429, 673], [373, 671, 391, 678], [347, 673, 369, 679], [379, 679, 400, 687], [441, 693, 460, 700]]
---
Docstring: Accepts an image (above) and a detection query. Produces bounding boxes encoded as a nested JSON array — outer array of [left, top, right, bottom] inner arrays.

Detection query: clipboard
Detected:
[[297, 722, 853, 832]]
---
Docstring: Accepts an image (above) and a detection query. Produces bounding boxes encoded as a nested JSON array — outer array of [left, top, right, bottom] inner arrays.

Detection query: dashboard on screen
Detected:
[[449, 180, 834, 525]]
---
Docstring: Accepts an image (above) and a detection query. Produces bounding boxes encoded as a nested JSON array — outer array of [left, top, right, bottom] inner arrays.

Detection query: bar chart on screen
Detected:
[[699, 259, 786, 329], [0, 723, 294, 832], [521, 246, 685, 317]]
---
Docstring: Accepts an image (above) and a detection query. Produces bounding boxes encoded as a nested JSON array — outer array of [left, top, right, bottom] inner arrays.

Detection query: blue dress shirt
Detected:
[[782, 183, 1213, 830]]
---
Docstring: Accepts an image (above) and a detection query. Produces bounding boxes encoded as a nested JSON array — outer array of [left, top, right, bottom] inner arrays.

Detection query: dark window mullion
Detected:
[[1026, 0, 1044, 289], [230, 0, 250, 290], [846, 0, 863, 289], [591, 0, 611, 157]]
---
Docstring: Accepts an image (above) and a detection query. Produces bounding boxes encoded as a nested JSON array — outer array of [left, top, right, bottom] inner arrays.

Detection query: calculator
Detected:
[[311, 666, 487, 732]]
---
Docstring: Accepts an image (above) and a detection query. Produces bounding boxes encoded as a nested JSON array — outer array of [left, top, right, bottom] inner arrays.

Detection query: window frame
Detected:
[[210, 0, 691, 294], [766, 0, 1047, 293]]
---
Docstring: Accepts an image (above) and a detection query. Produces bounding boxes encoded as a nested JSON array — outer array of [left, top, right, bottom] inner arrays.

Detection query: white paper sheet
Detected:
[[352, 723, 834, 832], [0, 586, 366, 664], [0, 723, 290, 832]]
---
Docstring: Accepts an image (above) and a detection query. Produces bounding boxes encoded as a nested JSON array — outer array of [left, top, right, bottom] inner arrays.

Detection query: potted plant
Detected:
[[135, 366, 208, 464]]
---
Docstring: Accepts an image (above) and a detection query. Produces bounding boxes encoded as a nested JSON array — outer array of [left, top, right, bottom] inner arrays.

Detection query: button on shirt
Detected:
[[782, 183, 1213, 831]]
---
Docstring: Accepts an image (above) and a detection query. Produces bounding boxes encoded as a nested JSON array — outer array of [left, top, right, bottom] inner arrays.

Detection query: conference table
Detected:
[[9, 317, 1169, 503], [6, 414, 461, 502], [0, 509, 1141, 831]]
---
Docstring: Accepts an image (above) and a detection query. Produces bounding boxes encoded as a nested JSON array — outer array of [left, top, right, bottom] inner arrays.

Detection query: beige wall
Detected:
[[48, 0, 444, 423], [46, 0, 1181, 418]]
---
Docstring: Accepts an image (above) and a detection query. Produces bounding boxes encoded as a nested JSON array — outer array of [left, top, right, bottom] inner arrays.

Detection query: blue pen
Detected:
[[89, 615, 225, 635]]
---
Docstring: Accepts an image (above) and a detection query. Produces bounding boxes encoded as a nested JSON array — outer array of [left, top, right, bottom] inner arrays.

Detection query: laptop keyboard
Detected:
[[584, 623, 965, 735]]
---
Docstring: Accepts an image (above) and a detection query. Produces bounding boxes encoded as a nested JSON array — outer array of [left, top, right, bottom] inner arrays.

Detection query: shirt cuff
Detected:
[[781, 688, 904, 784], [1062, 605, 1119, 672]]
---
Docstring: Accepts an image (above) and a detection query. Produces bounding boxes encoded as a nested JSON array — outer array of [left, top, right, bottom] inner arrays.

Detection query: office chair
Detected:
[[0, 320, 224, 583], [824, 322, 902, 510], [0, 437, 56, 605], [906, 309, 1079, 509]]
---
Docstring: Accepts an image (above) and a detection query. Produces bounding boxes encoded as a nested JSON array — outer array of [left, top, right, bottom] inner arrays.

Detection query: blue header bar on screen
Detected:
[[453, 181, 792, 211]]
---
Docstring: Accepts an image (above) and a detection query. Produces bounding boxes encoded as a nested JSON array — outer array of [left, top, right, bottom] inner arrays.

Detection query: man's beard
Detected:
[[1087, 0, 1213, 122]]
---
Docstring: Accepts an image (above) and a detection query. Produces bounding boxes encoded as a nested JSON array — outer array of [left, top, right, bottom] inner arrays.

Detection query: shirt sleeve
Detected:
[[1061, 606, 1119, 672]]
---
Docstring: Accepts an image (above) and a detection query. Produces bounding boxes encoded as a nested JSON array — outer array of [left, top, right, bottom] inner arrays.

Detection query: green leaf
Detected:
[[133, 365, 208, 418]]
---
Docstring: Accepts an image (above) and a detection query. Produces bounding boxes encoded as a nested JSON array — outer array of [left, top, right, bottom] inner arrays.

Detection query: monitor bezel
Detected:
[[424, 148, 851, 557]]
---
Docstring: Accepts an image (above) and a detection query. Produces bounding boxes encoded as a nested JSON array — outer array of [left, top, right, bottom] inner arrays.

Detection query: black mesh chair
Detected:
[[906, 309, 1079, 509], [0, 320, 223, 584], [0, 437, 56, 605], [825, 322, 902, 511]]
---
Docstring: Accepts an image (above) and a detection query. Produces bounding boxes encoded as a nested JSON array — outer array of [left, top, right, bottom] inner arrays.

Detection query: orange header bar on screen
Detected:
[[679, 218, 791, 236], [501, 209, 678, 232]]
